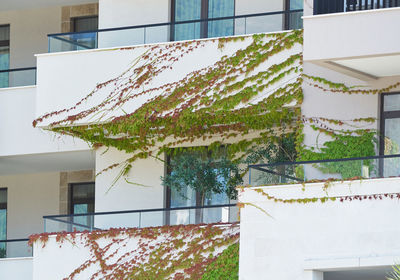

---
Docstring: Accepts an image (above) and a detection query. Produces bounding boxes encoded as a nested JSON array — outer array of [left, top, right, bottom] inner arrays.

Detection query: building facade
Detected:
[[0, 0, 399, 279]]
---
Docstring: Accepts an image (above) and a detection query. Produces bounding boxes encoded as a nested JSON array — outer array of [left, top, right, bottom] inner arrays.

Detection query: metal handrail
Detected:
[[0, 67, 36, 73], [48, 9, 303, 37], [44, 203, 236, 219], [249, 154, 400, 168], [0, 238, 29, 243]]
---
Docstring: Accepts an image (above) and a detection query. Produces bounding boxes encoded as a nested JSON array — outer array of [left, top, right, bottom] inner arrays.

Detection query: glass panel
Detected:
[[0, 25, 10, 88], [174, 0, 202, 41], [208, 0, 234, 37], [288, 0, 303, 30], [384, 94, 400, 112], [73, 204, 91, 231], [384, 118, 400, 156], [145, 25, 170, 44], [7, 69, 36, 88], [245, 14, 285, 34], [49, 32, 97, 52]]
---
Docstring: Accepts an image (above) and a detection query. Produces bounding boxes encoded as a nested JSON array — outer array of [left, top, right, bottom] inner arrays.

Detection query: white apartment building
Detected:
[[0, 0, 399, 279]]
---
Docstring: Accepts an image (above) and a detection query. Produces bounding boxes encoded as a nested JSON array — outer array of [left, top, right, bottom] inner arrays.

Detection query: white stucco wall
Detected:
[[0, 172, 60, 239], [0, 7, 62, 69], [0, 257, 33, 280], [303, 7, 400, 61], [99, 0, 170, 29], [239, 177, 400, 280], [32, 224, 238, 280], [302, 62, 379, 151], [94, 147, 165, 227], [0, 86, 89, 157], [36, 32, 301, 126]]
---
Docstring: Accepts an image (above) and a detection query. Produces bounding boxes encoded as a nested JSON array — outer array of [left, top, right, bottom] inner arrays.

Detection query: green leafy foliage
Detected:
[[300, 132, 376, 179], [161, 150, 243, 200], [243, 133, 297, 165], [201, 242, 239, 280]]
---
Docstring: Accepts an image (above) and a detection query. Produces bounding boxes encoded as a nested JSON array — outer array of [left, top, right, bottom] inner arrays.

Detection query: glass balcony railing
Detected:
[[314, 0, 400, 15], [0, 239, 32, 258], [249, 154, 400, 186], [48, 9, 303, 53], [43, 204, 238, 233], [0, 67, 36, 89]]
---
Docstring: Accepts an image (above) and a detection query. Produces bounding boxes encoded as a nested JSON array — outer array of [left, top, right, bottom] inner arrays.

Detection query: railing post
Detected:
[[361, 159, 363, 177], [249, 167, 251, 185], [139, 212, 142, 228]]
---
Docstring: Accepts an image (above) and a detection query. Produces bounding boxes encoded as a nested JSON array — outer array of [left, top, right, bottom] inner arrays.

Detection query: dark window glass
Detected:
[[73, 16, 98, 32], [0, 189, 7, 258], [0, 25, 10, 88], [70, 183, 95, 231], [173, 0, 234, 40]]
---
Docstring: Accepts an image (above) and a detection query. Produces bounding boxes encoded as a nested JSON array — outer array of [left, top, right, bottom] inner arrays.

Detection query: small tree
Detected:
[[161, 150, 242, 205]]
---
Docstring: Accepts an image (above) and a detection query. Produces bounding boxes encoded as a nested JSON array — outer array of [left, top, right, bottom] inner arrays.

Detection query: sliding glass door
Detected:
[[172, 0, 234, 41], [207, 0, 235, 38]]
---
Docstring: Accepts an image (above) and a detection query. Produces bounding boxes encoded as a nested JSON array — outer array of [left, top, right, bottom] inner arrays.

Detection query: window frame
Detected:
[[0, 24, 10, 48], [69, 182, 95, 215]]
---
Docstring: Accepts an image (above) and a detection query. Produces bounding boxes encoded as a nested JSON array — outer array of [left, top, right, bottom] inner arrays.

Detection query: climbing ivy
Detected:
[[32, 29, 400, 183], [201, 242, 239, 280]]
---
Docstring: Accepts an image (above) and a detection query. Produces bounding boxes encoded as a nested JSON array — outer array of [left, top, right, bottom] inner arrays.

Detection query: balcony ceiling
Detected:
[[324, 267, 392, 280], [332, 54, 400, 79], [0, 150, 95, 175], [1, 0, 97, 12]]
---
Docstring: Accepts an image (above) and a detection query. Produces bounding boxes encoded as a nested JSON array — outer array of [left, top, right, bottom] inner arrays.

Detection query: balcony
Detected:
[[249, 154, 400, 185], [314, 0, 400, 15], [304, 5, 400, 80], [43, 204, 238, 233], [47, 9, 303, 53], [0, 67, 36, 89], [240, 154, 400, 279]]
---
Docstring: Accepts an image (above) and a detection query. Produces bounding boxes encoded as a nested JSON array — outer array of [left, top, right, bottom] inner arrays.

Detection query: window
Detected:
[[71, 16, 98, 50], [72, 16, 98, 32], [0, 25, 10, 88], [380, 93, 400, 156], [70, 183, 95, 230], [171, 0, 235, 41], [165, 149, 231, 225], [286, 0, 303, 29], [0, 189, 7, 258], [380, 93, 400, 176]]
